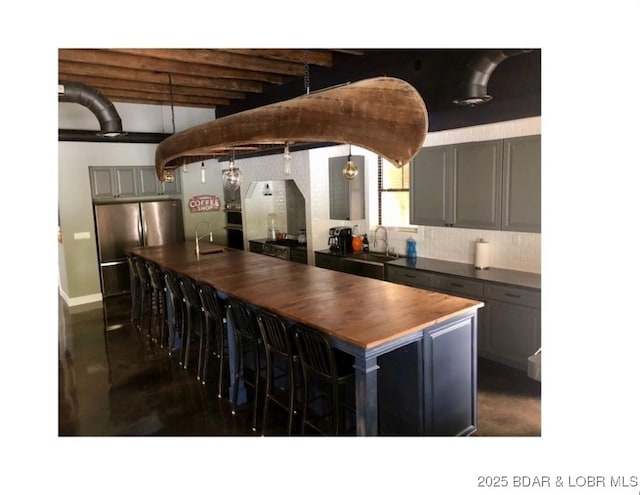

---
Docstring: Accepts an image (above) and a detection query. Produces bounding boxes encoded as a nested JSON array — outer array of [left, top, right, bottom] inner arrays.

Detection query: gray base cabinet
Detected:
[[385, 264, 540, 372], [377, 313, 477, 436], [482, 283, 541, 371]]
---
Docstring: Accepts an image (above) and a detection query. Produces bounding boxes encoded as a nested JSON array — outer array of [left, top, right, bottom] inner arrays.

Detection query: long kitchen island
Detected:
[[129, 242, 484, 436]]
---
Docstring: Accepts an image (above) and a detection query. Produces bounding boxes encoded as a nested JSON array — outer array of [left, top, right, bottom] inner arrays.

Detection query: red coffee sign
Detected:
[[188, 194, 221, 213]]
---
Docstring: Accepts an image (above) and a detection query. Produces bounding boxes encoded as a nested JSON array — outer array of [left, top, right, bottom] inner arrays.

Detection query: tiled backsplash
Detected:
[[381, 227, 541, 273]]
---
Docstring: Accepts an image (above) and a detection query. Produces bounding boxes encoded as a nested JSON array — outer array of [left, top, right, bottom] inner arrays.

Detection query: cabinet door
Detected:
[[314, 252, 343, 271], [410, 146, 451, 226], [89, 167, 116, 198], [423, 314, 477, 436], [483, 300, 541, 371], [502, 135, 541, 233], [113, 167, 138, 198], [451, 140, 503, 230], [137, 167, 161, 196], [329, 155, 365, 220]]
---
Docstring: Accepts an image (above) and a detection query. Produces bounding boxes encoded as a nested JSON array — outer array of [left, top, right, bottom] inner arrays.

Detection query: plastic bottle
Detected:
[[362, 234, 369, 252], [406, 237, 417, 259]]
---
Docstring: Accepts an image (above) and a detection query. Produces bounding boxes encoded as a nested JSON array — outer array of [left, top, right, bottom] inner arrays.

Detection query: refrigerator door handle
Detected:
[[139, 205, 146, 246]]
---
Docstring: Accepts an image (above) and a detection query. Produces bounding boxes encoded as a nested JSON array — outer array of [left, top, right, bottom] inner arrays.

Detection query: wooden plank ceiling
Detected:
[[58, 49, 365, 110]]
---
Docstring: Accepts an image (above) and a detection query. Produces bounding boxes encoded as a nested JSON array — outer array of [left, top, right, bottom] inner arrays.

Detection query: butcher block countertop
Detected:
[[129, 242, 483, 351]]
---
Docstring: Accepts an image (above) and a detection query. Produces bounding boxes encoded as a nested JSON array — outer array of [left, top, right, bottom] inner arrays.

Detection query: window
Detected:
[[378, 156, 410, 226]]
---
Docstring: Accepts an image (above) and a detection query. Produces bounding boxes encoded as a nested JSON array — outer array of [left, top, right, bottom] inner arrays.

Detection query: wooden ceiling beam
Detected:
[[58, 73, 245, 100], [58, 61, 264, 93], [59, 49, 286, 84], [98, 88, 229, 107], [111, 48, 307, 76], [219, 49, 335, 67]]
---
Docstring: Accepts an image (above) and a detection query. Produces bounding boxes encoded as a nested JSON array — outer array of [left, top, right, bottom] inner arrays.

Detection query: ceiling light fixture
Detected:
[[283, 142, 292, 176], [343, 145, 359, 180], [222, 150, 241, 191], [200, 162, 206, 184]]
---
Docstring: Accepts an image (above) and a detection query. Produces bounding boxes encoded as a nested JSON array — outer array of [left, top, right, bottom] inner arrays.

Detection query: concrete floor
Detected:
[[58, 294, 540, 436]]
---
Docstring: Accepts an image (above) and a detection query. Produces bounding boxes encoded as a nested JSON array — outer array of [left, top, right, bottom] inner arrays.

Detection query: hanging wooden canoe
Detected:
[[155, 76, 428, 181]]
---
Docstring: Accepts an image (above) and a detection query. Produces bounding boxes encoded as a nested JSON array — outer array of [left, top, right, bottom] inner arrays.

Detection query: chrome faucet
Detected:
[[195, 221, 213, 258], [373, 225, 388, 256]]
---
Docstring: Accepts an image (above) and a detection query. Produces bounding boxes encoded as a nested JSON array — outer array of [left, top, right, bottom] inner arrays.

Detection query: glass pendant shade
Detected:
[[342, 154, 359, 180], [222, 159, 242, 191]]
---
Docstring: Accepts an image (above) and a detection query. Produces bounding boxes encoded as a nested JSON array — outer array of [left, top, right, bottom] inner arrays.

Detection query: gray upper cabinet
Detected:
[[410, 135, 540, 233], [410, 146, 450, 226], [137, 167, 161, 196], [452, 140, 503, 230], [329, 155, 365, 220], [90, 166, 181, 200], [501, 135, 541, 233], [90, 166, 138, 199], [136, 166, 181, 196]]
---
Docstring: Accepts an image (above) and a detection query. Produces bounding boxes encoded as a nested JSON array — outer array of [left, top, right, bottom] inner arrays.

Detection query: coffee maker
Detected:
[[328, 227, 353, 255]]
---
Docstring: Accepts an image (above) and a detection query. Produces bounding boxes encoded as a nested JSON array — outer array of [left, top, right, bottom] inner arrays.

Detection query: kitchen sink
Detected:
[[341, 252, 398, 280], [346, 252, 398, 263]]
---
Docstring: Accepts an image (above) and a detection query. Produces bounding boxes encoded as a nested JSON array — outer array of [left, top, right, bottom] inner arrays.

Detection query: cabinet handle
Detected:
[[505, 292, 521, 298], [403, 274, 417, 278], [451, 282, 464, 288]]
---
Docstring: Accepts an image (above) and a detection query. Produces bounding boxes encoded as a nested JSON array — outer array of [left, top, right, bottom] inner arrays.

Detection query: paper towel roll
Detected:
[[475, 240, 490, 270]]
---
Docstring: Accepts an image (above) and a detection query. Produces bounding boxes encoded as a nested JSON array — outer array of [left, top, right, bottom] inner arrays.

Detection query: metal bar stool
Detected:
[[225, 296, 264, 432], [127, 254, 141, 326], [255, 308, 301, 435], [133, 256, 153, 334], [198, 284, 227, 398], [163, 269, 185, 361], [146, 261, 167, 347], [177, 276, 205, 380], [293, 324, 356, 435]]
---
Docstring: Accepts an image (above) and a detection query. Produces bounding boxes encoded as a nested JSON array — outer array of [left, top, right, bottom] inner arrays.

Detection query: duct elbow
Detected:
[[453, 49, 533, 107], [59, 80, 125, 137]]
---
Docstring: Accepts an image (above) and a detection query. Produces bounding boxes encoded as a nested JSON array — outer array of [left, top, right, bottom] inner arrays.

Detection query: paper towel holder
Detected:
[[474, 238, 490, 270]]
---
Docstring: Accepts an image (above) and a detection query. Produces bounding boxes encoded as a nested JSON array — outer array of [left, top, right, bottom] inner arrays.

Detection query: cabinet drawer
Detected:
[[484, 283, 540, 309], [315, 253, 343, 271], [385, 265, 435, 290], [249, 241, 263, 254], [433, 274, 484, 298], [290, 249, 308, 265]]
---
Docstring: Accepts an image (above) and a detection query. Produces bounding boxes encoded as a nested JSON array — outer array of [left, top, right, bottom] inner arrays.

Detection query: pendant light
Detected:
[[200, 162, 206, 184], [283, 142, 292, 176], [222, 149, 241, 191], [343, 145, 359, 180]]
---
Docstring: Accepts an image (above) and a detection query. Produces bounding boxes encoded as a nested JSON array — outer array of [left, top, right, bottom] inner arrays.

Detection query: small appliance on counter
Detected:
[[328, 227, 353, 255], [474, 239, 490, 270], [267, 213, 279, 242]]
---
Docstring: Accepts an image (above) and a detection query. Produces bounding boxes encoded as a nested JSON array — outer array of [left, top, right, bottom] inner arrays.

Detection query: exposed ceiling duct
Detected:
[[453, 49, 533, 107], [58, 80, 125, 137]]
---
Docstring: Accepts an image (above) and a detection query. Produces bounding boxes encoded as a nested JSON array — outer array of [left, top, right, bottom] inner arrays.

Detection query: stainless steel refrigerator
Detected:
[[94, 200, 185, 297]]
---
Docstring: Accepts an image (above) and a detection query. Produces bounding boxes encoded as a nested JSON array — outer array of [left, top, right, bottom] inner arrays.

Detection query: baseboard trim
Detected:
[[59, 288, 103, 308]]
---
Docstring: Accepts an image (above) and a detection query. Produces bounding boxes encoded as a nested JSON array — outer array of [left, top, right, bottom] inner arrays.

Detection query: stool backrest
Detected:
[[178, 276, 200, 309], [226, 297, 260, 342], [199, 284, 223, 320], [146, 261, 164, 291], [256, 309, 293, 360], [293, 325, 336, 382]]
